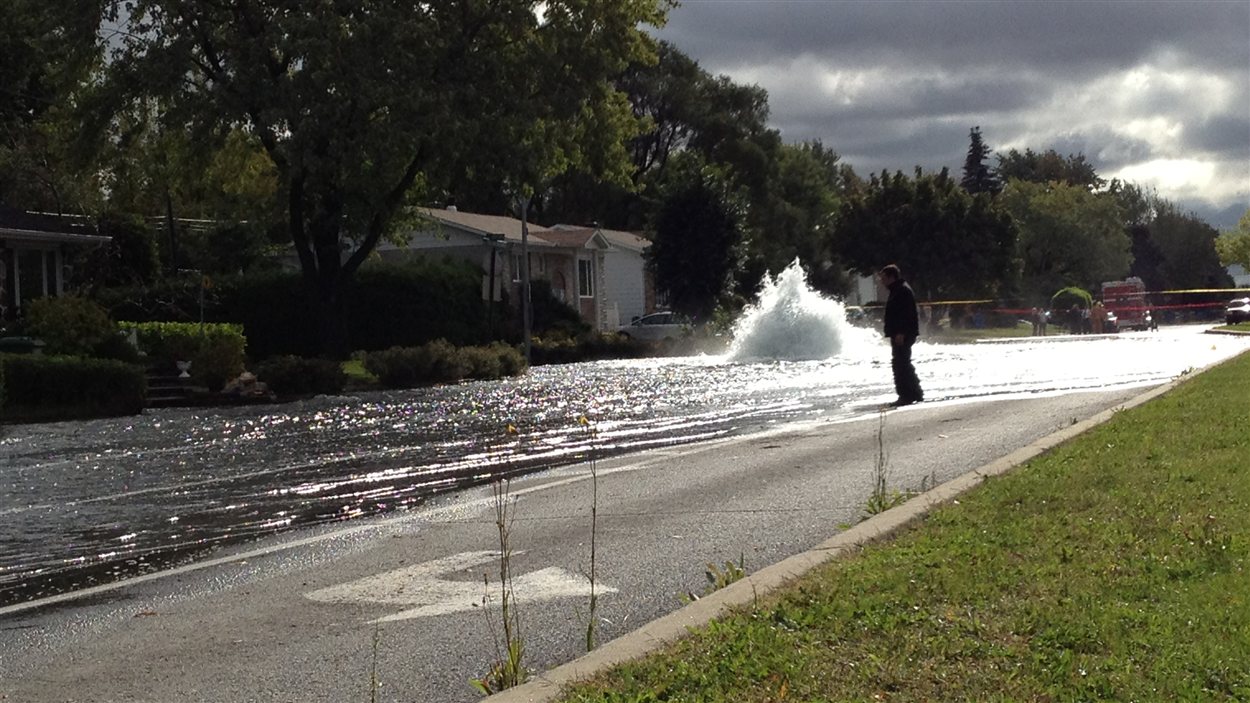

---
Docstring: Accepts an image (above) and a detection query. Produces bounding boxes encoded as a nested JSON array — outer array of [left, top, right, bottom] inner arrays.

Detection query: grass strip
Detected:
[[560, 352, 1250, 702], [929, 321, 1037, 343]]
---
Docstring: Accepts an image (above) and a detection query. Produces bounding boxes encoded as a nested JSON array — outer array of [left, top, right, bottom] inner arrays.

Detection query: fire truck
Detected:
[[1101, 277, 1155, 331]]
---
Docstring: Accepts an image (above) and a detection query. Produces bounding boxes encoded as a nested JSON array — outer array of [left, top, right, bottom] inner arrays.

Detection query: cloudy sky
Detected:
[[654, 0, 1249, 229]]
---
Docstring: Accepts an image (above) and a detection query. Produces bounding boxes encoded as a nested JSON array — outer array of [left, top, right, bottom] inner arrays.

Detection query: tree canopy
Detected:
[[837, 168, 1017, 302], [996, 148, 1105, 191], [1216, 208, 1250, 272], [647, 154, 745, 320], [92, 0, 670, 353], [998, 179, 1130, 302]]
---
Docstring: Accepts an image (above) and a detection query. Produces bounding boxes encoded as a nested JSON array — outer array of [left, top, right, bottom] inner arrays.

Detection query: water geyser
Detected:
[[728, 259, 872, 361]]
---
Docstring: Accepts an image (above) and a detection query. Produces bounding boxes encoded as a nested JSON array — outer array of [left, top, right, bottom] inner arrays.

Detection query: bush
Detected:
[[96, 258, 494, 358], [531, 332, 648, 366], [0, 354, 145, 421], [120, 321, 247, 391], [25, 296, 116, 357], [92, 330, 143, 364], [254, 356, 347, 397], [364, 340, 526, 389]]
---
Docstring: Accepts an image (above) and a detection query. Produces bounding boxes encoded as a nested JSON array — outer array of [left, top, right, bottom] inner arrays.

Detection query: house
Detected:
[[564, 225, 654, 328], [377, 207, 654, 332], [0, 206, 110, 323]]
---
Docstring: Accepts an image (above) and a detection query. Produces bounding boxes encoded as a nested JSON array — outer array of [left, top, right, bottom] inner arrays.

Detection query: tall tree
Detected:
[[92, 0, 669, 354], [1148, 200, 1233, 290], [996, 148, 1104, 191], [837, 168, 1017, 302], [1110, 180, 1166, 290], [959, 126, 997, 195], [998, 179, 1130, 302], [740, 140, 855, 296], [0, 0, 106, 212], [647, 154, 744, 320]]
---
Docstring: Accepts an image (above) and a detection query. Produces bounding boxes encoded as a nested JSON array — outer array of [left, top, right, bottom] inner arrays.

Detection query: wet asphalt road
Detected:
[[0, 386, 1151, 702]]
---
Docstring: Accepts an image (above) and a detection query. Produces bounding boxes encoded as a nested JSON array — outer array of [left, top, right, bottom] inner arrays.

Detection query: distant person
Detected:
[[1030, 307, 1040, 335], [1091, 300, 1105, 334], [1038, 307, 1048, 336], [879, 264, 923, 407]]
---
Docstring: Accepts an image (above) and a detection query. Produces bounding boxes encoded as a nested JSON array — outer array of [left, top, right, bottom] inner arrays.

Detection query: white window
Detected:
[[578, 258, 595, 298], [530, 252, 545, 275], [511, 253, 522, 282]]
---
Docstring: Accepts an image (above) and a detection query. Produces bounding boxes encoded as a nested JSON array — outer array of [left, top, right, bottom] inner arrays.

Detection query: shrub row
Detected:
[[253, 356, 347, 397], [96, 259, 495, 359], [530, 332, 650, 366], [119, 321, 246, 391], [0, 354, 146, 422], [363, 341, 526, 389]]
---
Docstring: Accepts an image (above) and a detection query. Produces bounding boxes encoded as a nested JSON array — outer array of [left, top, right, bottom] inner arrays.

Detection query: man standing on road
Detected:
[[880, 264, 923, 407]]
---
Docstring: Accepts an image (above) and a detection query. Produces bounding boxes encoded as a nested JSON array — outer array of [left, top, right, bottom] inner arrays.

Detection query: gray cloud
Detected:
[[653, 0, 1250, 223]]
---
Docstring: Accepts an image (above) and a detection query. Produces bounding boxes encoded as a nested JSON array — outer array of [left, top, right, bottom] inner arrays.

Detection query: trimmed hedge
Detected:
[[254, 356, 347, 397], [96, 258, 493, 359], [120, 321, 247, 391], [364, 341, 526, 389], [0, 354, 146, 421]]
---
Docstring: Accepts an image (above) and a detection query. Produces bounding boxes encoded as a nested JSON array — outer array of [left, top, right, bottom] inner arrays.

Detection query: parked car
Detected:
[[1227, 297, 1250, 325], [1103, 310, 1119, 333], [618, 311, 691, 341]]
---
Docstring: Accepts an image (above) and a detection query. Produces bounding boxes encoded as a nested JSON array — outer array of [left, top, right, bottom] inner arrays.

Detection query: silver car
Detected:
[[618, 311, 690, 341]]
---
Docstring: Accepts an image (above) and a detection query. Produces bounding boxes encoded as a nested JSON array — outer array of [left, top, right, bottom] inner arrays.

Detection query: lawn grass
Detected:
[[341, 358, 379, 389], [1217, 322, 1250, 333], [559, 351, 1250, 702], [929, 321, 1038, 343]]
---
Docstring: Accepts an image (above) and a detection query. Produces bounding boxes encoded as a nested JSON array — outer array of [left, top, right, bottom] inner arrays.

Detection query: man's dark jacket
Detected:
[[883, 279, 920, 339]]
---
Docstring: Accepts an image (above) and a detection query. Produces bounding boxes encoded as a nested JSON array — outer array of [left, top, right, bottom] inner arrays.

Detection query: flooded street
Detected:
[[2, 324, 1247, 607]]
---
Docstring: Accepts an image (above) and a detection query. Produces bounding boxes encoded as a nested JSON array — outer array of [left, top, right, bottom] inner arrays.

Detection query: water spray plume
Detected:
[[728, 259, 872, 361]]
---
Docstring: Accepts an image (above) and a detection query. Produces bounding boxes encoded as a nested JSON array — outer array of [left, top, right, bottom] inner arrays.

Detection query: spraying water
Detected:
[[728, 259, 877, 361]]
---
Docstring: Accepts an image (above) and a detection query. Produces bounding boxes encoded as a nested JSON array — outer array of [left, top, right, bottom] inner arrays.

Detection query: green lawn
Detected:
[[1217, 322, 1250, 333], [559, 352, 1250, 702], [929, 321, 1038, 343], [341, 358, 379, 389]]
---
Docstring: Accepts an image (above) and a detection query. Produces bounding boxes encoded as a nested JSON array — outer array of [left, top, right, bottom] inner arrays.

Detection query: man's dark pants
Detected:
[[891, 336, 923, 402]]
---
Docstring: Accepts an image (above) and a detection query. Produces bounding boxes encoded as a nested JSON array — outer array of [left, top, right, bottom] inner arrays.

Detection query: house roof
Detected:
[[535, 227, 610, 250], [417, 207, 557, 245], [0, 206, 109, 245], [596, 228, 651, 253]]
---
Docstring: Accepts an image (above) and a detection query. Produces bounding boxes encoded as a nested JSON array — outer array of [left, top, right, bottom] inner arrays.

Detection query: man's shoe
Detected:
[[888, 398, 916, 408]]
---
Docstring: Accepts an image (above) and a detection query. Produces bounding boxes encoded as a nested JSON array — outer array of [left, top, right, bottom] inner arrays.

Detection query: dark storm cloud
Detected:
[[653, 0, 1250, 216], [1185, 114, 1250, 156], [658, 1, 1250, 78]]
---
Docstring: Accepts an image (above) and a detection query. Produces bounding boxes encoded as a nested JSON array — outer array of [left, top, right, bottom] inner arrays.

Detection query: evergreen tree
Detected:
[[959, 126, 998, 195]]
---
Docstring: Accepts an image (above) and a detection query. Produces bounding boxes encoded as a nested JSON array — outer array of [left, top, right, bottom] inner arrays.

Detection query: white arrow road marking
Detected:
[[304, 550, 617, 623]]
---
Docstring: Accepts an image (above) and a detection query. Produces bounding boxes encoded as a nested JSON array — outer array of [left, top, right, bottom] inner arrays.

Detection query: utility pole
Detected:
[[519, 195, 533, 364]]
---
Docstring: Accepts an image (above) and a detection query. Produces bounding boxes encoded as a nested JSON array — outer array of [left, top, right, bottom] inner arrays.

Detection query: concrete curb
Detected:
[[484, 366, 1212, 702]]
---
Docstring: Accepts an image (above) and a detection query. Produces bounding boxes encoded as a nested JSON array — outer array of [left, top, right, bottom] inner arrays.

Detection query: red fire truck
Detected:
[[1101, 277, 1155, 331]]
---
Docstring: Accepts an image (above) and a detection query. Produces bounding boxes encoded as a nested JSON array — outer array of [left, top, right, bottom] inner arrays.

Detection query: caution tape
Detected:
[[913, 287, 1249, 307]]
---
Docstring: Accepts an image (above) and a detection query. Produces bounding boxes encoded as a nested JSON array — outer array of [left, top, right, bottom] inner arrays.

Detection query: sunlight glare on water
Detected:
[[1, 264, 1247, 605]]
